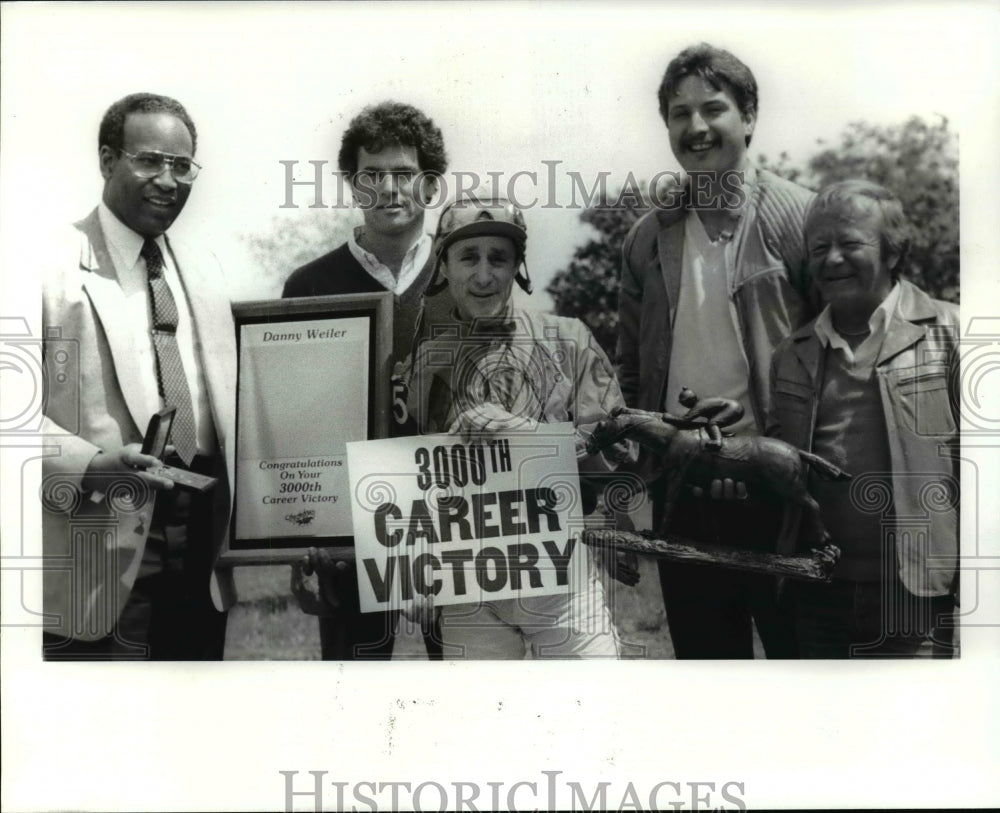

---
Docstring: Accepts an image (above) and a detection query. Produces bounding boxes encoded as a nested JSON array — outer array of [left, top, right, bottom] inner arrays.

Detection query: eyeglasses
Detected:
[[119, 149, 202, 183]]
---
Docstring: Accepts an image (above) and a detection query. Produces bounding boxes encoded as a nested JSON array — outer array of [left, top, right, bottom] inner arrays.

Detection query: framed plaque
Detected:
[[220, 292, 392, 564]]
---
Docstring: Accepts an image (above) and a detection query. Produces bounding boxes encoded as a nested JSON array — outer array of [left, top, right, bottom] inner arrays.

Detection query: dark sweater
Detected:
[[282, 242, 453, 365]]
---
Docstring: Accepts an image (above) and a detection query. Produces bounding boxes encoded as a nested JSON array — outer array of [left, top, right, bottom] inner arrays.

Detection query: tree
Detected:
[[549, 115, 959, 357], [242, 207, 358, 296], [545, 196, 648, 357], [760, 115, 959, 302]]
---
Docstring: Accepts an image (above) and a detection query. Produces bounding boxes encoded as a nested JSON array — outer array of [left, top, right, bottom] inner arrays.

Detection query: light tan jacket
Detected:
[[767, 281, 960, 596], [41, 209, 237, 640]]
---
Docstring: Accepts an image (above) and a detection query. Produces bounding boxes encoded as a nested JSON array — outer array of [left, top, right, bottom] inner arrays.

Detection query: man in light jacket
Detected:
[[768, 179, 959, 657], [42, 92, 236, 659]]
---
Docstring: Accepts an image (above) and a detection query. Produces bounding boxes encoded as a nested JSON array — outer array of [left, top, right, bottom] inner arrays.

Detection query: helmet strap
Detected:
[[515, 259, 533, 294], [424, 263, 450, 297]]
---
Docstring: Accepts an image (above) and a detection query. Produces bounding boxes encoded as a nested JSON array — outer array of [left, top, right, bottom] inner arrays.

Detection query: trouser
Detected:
[[43, 454, 227, 661], [316, 557, 443, 661], [438, 551, 619, 660], [791, 575, 957, 658], [657, 562, 797, 659], [655, 495, 797, 659]]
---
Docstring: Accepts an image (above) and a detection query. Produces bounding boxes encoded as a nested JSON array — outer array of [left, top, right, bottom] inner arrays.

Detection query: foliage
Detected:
[[545, 198, 648, 356], [227, 566, 320, 660], [759, 115, 959, 302], [242, 207, 358, 296], [549, 116, 959, 357]]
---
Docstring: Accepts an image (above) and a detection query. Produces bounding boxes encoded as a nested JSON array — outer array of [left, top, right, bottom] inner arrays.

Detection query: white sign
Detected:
[[347, 424, 584, 613], [234, 315, 370, 540]]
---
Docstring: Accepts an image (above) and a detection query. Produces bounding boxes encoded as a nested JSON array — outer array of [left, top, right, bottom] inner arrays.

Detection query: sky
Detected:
[[1, 2, 994, 303], [2, 3, 999, 811]]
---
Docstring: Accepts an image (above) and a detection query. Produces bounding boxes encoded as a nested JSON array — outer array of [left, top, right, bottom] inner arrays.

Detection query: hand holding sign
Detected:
[[447, 402, 540, 441], [401, 591, 436, 626], [289, 546, 352, 616]]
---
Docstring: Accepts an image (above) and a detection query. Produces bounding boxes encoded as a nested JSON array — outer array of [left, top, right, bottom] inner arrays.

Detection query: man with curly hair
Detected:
[[284, 101, 450, 660], [283, 100, 450, 362]]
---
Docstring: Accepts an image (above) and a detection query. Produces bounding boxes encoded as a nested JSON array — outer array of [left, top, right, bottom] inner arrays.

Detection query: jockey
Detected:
[[404, 195, 632, 659]]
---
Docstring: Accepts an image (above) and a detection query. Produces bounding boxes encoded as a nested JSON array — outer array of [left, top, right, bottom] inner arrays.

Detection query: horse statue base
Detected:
[[581, 528, 839, 582]]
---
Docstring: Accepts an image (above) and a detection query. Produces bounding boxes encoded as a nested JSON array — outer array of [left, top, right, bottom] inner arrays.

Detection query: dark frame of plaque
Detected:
[[221, 292, 392, 564]]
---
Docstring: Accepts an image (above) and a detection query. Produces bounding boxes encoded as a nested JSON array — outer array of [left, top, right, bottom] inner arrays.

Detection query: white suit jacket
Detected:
[[41, 208, 237, 641]]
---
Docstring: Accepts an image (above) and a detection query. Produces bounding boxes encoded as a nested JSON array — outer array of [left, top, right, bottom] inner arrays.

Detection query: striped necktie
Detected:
[[142, 238, 197, 465]]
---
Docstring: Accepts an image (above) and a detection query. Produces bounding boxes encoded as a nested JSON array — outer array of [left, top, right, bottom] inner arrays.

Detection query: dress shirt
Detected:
[[97, 202, 215, 454], [813, 282, 903, 376], [347, 226, 431, 296]]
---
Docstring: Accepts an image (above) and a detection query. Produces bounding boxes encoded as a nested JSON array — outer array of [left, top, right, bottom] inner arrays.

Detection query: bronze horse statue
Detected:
[[588, 403, 851, 547]]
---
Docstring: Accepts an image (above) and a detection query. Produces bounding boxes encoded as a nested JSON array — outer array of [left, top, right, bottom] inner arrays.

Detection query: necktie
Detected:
[[142, 238, 197, 466]]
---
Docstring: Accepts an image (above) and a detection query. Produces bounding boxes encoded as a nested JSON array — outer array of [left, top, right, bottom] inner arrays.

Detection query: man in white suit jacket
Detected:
[[41, 92, 236, 659]]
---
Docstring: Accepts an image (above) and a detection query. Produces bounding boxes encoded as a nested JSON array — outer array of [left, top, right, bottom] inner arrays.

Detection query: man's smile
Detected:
[[821, 269, 857, 284], [686, 139, 716, 153]]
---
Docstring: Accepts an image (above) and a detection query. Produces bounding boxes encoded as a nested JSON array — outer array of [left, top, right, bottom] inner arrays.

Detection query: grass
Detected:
[[224, 565, 319, 660], [223, 556, 681, 660]]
